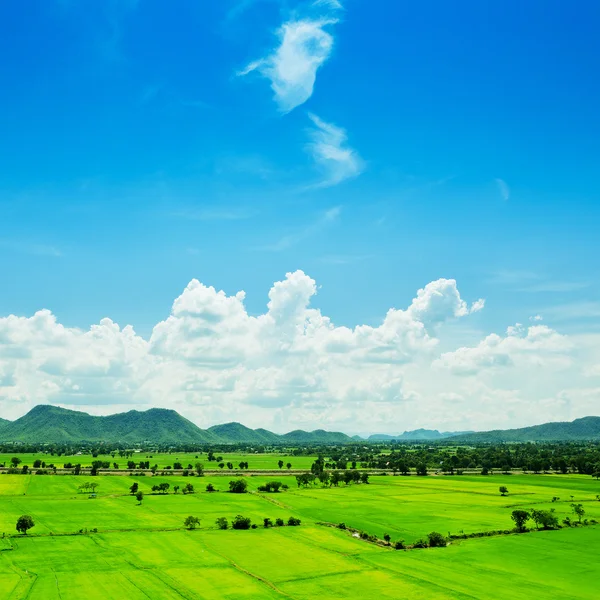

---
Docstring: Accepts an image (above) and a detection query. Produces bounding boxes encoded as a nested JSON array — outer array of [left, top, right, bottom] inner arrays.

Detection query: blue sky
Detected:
[[0, 0, 599, 432]]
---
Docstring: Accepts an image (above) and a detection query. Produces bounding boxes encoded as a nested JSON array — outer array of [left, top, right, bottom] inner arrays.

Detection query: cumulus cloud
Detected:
[[306, 113, 364, 186], [239, 18, 337, 112], [1, 272, 598, 431]]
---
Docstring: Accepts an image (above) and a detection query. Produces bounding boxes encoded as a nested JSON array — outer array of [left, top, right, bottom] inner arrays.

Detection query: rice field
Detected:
[[0, 472, 598, 598]]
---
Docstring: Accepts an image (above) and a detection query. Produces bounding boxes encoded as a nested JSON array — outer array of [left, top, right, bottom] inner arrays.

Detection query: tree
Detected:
[[206, 483, 216, 492], [531, 509, 559, 530], [286, 462, 292, 470], [16, 515, 35, 535], [130, 482, 139, 495], [216, 517, 228, 530], [135, 491, 144, 504], [427, 532, 447, 547], [184, 516, 200, 530], [195, 462, 204, 477], [278, 460, 284, 469], [275, 518, 284, 527], [416, 463, 428, 476], [263, 518, 273, 528], [383, 533, 391, 544], [287, 517, 301, 526], [232, 515, 251, 530], [511, 509, 530, 532], [360, 472, 369, 484], [182, 483, 195, 494], [173, 485, 180, 494], [229, 479, 248, 494], [499, 486, 509, 496], [11, 457, 22, 468], [571, 503, 585, 523]]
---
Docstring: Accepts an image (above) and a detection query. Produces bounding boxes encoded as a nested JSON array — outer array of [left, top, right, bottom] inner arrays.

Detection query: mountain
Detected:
[[368, 429, 472, 441], [449, 417, 600, 442], [208, 422, 279, 444], [281, 429, 351, 443], [0, 405, 219, 444]]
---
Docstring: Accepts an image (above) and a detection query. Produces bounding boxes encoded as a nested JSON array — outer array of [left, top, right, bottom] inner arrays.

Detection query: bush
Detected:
[[287, 517, 301, 526], [337, 522, 346, 530], [229, 480, 248, 494], [232, 515, 252, 530], [412, 538, 429, 548], [206, 483, 216, 492], [215, 517, 228, 530], [383, 533, 391, 543], [251, 524, 257, 529], [263, 518, 273, 528], [394, 540, 406, 550], [275, 518, 284, 527], [427, 531, 447, 547], [360, 531, 369, 539]]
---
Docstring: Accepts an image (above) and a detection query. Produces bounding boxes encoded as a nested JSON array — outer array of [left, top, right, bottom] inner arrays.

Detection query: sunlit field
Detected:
[[0, 472, 598, 599]]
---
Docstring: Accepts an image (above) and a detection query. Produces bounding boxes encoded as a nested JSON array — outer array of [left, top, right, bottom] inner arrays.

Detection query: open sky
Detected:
[[0, 0, 599, 434]]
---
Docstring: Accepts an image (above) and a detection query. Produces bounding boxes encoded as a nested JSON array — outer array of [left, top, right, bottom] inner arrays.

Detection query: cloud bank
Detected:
[[1, 272, 597, 432]]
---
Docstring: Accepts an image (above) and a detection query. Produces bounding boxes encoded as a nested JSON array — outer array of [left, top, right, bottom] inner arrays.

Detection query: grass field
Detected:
[[0, 473, 598, 598], [0, 452, 317, 471]]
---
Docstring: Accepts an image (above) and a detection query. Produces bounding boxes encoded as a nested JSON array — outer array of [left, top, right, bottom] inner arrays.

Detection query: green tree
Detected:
[[16, 515, 35, 535], [499, 486, 509, 496], [416, 463, 428, 476], [531, 509, 559, 530], [571, 503, 585, 523], [286, 463, 292, 469], [427, 532, 447, 547], [278, 460, 284, 469], [511, 509, 530, 532], [195, 462, 204, 477], [229, 479, 248, 494], [184, 516, 200, 530], [287, 517, 301, 526], [360, 472, 369, 484], [129, 482, 139, 495], [206, 483, 216, 492], [383, 533, 391, 544], [10, 457, 21, 468], [215, 517, 228, 530], [135, 491, 144, 504], [263, 518, 273, 528], [232, 515, 251, 530]]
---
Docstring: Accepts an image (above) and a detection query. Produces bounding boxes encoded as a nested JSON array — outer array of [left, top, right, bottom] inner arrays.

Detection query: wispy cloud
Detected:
[[306, 113, 364, 187], [238, 17, 338, 113], [0, 240, 63, 257], [262, 206, 341, 251], [495, 178, 510, 201], [313, 0, 344, 9]]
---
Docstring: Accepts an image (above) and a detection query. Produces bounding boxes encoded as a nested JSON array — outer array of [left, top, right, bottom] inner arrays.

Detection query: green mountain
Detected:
[[208, 422, 278, 444], [368, 429, 472, 441], [449, 416, 600, 442], [0, 405, 219, 444], [281, 429, 351, 443]]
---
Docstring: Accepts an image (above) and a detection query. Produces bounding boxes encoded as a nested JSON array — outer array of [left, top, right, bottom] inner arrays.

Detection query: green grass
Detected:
[[0, 472, 598, 598], [0, 451, 316, 471]]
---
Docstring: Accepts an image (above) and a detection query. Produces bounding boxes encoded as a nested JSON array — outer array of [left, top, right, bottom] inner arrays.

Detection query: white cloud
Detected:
[[495, 178, 510, 201], [306, 113, 364, 186], [2, 272, 599, 432], [239, 18, 338, 112]]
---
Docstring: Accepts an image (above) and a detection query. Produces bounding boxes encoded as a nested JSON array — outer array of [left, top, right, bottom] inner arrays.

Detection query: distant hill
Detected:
[[208, 422, 279, 444], [449, 417, 600, 442], [368, 429, 472, 441], [281, 429, 351, 443], [0, 405, 219, 444]]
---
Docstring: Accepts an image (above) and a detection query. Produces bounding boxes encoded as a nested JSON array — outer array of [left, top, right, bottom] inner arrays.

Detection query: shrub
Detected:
[[337, 522, 346, 530], [287, 517, 301, 526], [206, 483, 216, 492], [229, 480, 248, 494], [394, 540, 406, 550], [383, 533, 391, 543], [427, 531, 447, 547], [412, 538, 429, 549], [263, 518, 273, 528], [251, 524, 257, 529], [275, 518, 284, 527], [232, 515, 252, 530], [360, 531, 369, 539], [215, 517, 228, 530]]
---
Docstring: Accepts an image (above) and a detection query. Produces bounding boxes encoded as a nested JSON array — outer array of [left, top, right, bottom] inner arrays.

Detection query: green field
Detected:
[[0, 473, 598, 598], [0, 452, 317, 471]]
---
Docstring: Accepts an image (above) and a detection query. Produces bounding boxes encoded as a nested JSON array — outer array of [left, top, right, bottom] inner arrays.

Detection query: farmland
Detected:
[[0, 471, 598, 599]]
